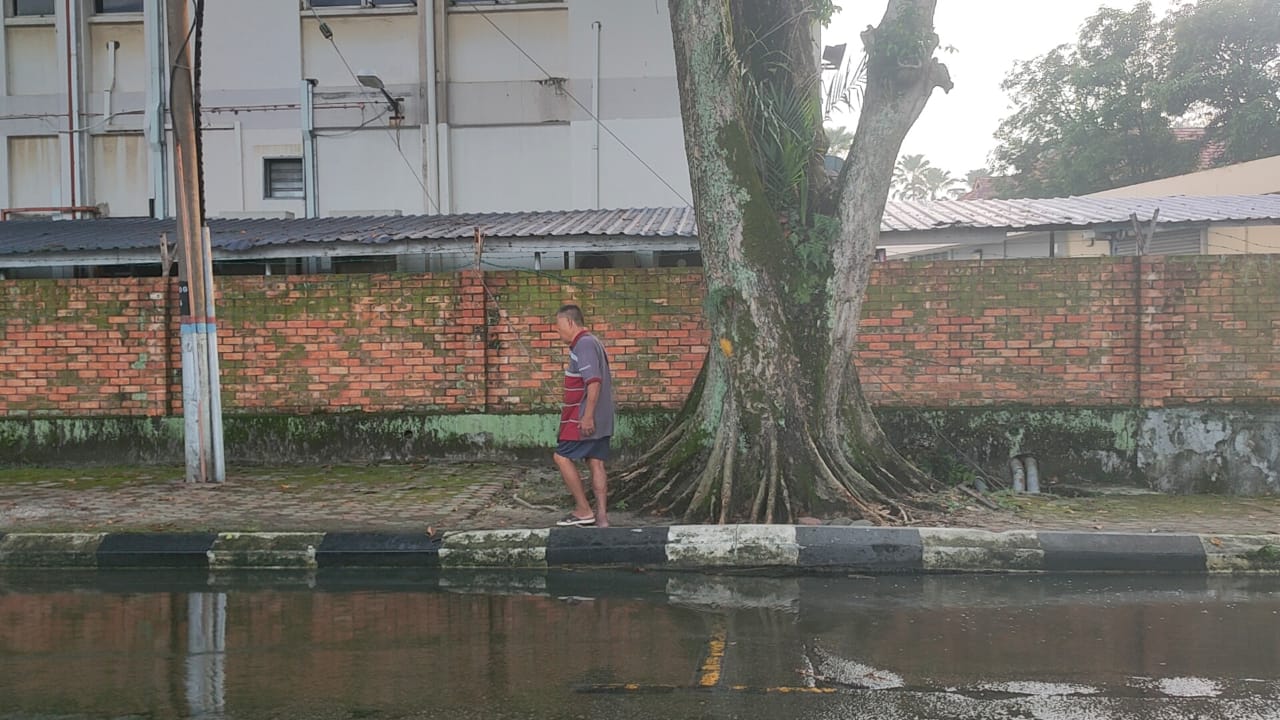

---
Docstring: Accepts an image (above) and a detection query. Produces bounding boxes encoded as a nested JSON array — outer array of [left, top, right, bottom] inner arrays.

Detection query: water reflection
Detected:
[[0, 572, 1276, 719], [186, 593, 227, 719]]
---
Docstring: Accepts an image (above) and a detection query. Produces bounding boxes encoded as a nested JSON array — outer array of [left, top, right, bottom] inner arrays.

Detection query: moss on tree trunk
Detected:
[[616, 0, 952, 524]]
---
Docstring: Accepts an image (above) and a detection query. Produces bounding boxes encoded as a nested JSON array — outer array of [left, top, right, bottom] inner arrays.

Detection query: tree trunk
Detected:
[[616, 0, 952, 524]]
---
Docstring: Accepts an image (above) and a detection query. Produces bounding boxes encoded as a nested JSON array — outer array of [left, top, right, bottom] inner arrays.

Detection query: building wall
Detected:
[[0, 1, 691, 219], [1207, 225, 1280, 255], [4, 24, 59, 95], [5, 134, 60, 208], [3, 257, 1279, 420], [1092, 154, 1280, 198]]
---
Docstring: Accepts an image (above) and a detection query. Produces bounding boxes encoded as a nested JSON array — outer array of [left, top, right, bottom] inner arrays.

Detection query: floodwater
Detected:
[[2, 570, 1279, 720]]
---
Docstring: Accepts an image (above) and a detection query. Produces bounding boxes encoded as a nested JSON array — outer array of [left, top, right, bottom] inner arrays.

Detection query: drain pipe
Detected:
[[422, 0, 440, 213], [144, 0, 170, 218], [63, 0, 86, 216], [1023, 456, 1040, 494], [592, 20, 602, 209], [103, 40, 119, 126], [1010, 457, 1027, 493], [301, 79, 319, 218], [434, 0, 452, 213], [1010, 455, 1041, 494]]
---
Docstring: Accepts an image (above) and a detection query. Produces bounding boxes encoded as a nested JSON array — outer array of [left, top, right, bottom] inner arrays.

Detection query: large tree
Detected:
[[991, 0, 1280, 198], [991, 4, 1194, 197], [615, 0, 951, 524], [1161, 0, 1280, 165]]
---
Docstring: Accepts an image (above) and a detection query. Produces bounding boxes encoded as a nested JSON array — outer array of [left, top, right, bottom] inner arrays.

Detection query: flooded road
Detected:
[[1, 570, 1278, 719]]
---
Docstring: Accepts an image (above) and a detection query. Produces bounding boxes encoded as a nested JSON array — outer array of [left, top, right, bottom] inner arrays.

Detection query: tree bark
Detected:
[[616, 0, 952, 524]]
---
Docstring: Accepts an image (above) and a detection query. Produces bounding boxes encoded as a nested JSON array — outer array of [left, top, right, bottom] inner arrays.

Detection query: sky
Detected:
[[824, 0, 1180, 177]]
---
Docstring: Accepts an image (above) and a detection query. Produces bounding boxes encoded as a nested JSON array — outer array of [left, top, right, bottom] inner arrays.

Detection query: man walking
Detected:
[[551, 304, 614, 528]]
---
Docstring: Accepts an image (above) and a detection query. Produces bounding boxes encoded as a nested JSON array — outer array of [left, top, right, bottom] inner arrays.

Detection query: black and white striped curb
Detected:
[[0, 526, 1278, 573]]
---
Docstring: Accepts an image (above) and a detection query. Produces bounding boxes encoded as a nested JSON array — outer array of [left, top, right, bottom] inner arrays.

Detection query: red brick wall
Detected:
[[859, 256, 1280, 407], [1, 256, 1277, 417]]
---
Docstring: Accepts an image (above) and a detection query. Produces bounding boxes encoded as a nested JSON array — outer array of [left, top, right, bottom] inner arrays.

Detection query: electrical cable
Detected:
[[308, 7, 441, 213]]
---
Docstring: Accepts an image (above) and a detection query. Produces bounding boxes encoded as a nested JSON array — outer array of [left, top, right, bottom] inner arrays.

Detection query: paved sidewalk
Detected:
[[0, 463, 512, 532], [3, 461, 1280, 536]]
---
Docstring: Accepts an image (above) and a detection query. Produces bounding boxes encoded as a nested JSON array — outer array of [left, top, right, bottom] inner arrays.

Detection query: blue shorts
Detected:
[[556, 436, 612, 461]]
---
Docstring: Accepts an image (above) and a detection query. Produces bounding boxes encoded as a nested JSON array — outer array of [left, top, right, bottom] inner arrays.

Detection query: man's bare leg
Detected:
[[554, 453, 594, 520], [588, 457, 608, 527]]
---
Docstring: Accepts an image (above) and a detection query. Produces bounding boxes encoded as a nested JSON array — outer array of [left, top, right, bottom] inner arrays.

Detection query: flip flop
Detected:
[[555, 513, 596, 527]]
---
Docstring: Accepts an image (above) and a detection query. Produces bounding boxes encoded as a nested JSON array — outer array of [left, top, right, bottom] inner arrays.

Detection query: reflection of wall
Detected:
[[0, 592, 180, 714], [2, 579, 1279, 716], [0, 588, 693, 715]]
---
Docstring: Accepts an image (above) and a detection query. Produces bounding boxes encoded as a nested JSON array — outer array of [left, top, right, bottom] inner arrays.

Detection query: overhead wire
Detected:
[[464, 5, 693, 207], [308, 6, 440, 213]]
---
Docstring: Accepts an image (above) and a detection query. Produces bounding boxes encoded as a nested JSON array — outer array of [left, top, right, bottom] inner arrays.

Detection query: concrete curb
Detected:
[[1, 527, 1279, 573]]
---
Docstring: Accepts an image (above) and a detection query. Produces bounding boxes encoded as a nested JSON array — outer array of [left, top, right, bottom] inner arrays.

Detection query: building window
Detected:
[[94, 0, 143, 12], [451, 1, 561, 5], [655, 251, 702, 268], [308, 0, 416, 7], [12, 0, 56, 16], [332, 255, 396, 274], [264, 158, 305, 199]]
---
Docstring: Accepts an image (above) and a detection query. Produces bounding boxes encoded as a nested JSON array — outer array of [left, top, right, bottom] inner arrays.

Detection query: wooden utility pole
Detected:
[[166, 0, 224, 482]]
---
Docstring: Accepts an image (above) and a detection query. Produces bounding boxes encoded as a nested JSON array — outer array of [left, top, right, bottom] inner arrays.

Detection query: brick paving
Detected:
[[0, 464, 515, 533], [3, 462, 1280, 535]]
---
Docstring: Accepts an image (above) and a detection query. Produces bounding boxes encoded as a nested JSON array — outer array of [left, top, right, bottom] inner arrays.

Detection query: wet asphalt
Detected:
[[1, 571, 1278, 719]]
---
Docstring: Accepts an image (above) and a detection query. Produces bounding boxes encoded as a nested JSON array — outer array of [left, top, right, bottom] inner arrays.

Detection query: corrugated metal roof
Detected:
[[881, 194, 1280, 232], [0, 207, 699, 256], [2, 196, 1278, 257]]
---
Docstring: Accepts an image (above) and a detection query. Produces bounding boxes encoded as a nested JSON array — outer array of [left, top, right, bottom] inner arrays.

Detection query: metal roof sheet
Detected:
[[0, 207, 699, 256], [880, 194, 1280, 232], [2, 196, 1278, 257]]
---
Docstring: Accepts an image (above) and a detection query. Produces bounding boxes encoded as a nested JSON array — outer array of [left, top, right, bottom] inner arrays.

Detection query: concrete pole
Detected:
[[167, 0, 223, 483]]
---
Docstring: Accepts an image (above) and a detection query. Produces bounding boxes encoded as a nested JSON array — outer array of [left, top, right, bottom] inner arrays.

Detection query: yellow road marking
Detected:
[[697, 626, 728, 687], [579, 684, 837, 695]]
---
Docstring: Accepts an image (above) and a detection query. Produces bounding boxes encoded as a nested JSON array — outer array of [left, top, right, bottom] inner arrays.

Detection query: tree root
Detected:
[[618, 407, 935, 526]]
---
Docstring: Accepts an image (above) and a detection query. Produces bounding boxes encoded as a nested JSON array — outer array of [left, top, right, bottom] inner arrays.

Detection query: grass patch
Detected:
[[1002, 493, 1280, 524]]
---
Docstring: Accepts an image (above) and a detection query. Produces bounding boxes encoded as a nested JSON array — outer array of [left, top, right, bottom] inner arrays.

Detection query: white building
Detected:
[[0, 0, 692, 221]]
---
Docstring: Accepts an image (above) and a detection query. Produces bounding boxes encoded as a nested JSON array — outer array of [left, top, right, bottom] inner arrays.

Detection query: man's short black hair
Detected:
[[556, 304, 585, 325]]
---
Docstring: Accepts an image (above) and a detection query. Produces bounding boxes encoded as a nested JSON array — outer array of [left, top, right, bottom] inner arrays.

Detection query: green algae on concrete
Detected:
[[0, 417, 183, 466], [920, 528, 1044, 571], [1, 412, 676, 466], [0, 533, 105, 568], [209, 532, 324, 569], [877, 407, 1139, 487], [1201, 535, 1280, 573], [438, 529, 549, 568]]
